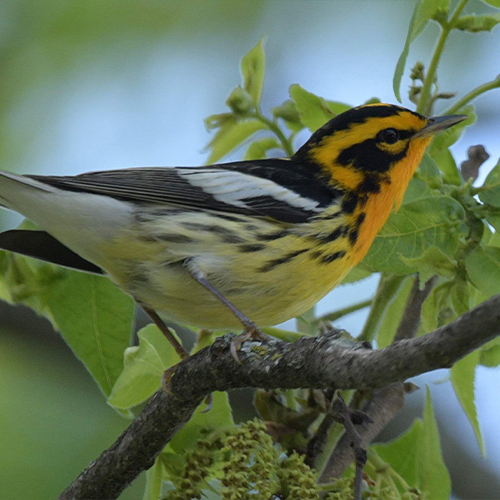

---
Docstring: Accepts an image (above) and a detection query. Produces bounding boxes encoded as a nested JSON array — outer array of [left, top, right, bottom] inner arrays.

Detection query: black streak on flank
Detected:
[[156, 234, 194, 243], [221, 234, 245, 244], [321, 251, 347, 264], [321, 211, 343, 220], [318, 225, 348, 243], [240, 243, 266, 252], [260, 249, 309, 272], [310, 251, 323, 260], [256, 230, 289, 241], [180, 222, 245, 243], [211, 213, 244, 222], [182, 222, 234, 235]]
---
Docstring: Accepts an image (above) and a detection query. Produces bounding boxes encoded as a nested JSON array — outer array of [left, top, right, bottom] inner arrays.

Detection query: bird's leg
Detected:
[[142, 306, 189, 360], [189, 271, 269, 362], [140, 306, 190, 393]]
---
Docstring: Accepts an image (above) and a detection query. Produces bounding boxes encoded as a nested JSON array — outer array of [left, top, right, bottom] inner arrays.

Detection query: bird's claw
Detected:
[[230, 325, 269, 363]]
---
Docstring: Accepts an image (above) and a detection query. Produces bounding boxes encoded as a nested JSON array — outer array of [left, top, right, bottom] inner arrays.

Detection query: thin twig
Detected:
[[315, 298, 373, 325], [329, 396, 372, 500], [394, 275, 438, 341], [444, 75, 500, 116], [305, 388, 338, 468], [306, 413, 337, 468], [318, 384, 405, 484]]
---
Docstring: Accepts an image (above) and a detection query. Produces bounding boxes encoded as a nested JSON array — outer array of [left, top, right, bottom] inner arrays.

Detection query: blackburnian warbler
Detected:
[[0, 104, 465, 358]]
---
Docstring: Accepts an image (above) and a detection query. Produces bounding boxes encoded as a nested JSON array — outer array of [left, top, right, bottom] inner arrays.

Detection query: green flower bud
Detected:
[[226, 87, 254, 115]]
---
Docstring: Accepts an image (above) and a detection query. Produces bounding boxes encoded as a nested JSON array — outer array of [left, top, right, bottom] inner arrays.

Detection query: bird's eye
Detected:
[[378, 128, 399, 144]]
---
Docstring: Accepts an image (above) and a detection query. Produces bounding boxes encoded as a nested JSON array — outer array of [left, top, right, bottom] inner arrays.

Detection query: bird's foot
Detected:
[[230, 323, 269, 363]]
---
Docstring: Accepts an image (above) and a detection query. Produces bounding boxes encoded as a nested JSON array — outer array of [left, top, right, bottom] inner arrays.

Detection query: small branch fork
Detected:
[[59, 291, 500, 500]]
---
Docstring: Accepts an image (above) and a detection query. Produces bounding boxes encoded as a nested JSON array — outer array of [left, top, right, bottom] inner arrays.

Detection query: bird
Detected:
[[0, 104, 466, 359]]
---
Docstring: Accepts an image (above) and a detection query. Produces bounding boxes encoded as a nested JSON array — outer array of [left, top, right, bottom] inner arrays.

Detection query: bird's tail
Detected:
[[0, 170, 54, 213], [0, 169, 132, 272]]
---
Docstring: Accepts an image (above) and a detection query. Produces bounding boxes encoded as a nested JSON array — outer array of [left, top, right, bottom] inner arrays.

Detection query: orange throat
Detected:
[[349, 137, 432, 265]]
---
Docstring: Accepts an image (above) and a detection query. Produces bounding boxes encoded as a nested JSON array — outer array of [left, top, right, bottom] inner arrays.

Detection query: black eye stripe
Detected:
[[336, 138, 409, 173]]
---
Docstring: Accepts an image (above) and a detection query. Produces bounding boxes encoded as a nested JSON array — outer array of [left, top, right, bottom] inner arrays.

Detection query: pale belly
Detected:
[[99, 208, 352, 329]]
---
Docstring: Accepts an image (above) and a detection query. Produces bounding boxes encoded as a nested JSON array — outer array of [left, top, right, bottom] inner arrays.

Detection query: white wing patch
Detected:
[[178, 169, 322, 212]]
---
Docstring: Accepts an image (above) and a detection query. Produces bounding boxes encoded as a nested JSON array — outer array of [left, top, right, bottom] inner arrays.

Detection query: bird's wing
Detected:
[[28, 159, 340, 224]]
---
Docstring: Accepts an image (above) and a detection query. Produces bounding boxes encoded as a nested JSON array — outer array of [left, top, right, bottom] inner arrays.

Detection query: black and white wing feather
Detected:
[[29, 159, 340, 223]]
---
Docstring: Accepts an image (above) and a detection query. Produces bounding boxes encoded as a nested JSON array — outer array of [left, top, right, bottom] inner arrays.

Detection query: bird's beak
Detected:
[[413, 114, 468, 138]]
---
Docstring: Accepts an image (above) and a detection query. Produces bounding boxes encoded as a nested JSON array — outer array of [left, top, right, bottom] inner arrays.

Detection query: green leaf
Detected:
[[204, 113, 234, 131], [240, 37, 266, 106], [420, 280, 455, 333], [482, 0, 500, 7], [429, 105, 476, 158], [289, 84, 350, 132], [108, 325, 179, 409], [169, 392, 234, 454], [296, 306, 317, 336], [465, 246, 500, 298], [450, 275, 470, 315], [416, 153, 443, 188], [244, 137, 281, 160], [364, 97, 382, 105], [479, 158, 500, 207], [339, 264, 373, 285], [450, 351, 484, 455], [377, 276, 414, 348], [272, 99, 304, 133], [46, 273, 135, 396], [143, 457, 164, 500], [399, 246, 457, 281], [480, 337, 500, 367], [481, 221, 494, 245], [393, 0, 450, 101], [454, 14, 500, 32], [0, 220, 65, 311], [489, 229, 500, 248], [431, 148, 462, 185], [486, 214, 500, 233], [401, 178, 435, 205], [205, 119, 266, 164], [468, 278, 489, 308], [324, 98, 352, 116], [363, 196, 466, 274], [374, 390, 451, 499], [372, 419, 423, 488], [0, 252, 62, 313], [419, 388, 451, 500], [190, 329, 216, 354]]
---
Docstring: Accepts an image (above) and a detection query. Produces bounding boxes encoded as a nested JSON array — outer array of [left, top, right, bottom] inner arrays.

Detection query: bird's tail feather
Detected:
[[0, 169, 133, 272], [0, 229, 103, 274]]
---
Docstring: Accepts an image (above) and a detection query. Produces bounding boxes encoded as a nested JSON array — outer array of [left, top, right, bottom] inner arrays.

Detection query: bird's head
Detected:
[[294, 103, 466, 209]]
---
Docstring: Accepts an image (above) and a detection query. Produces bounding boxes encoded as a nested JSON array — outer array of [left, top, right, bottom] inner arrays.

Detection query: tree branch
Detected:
[[59, 293, 500, 500]]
